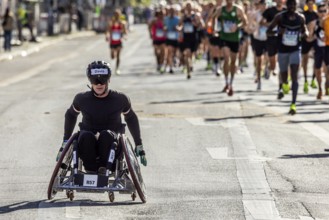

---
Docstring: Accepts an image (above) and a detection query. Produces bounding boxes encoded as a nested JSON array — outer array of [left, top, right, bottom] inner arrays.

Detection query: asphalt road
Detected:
[[0, 25, 329, 220]]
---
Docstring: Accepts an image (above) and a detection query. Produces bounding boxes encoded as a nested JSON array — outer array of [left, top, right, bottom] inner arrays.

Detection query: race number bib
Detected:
[[83, 174, 98, 187], [317, 30, 325, 47], [273, 26, 278, 36], [111, 31, 121, 41], [156, 29, 165, 38], [282, 31, 299, 46], [167, 31, 177, 40], [258, 26, 267, 40], [223, 21, 235, 33], [215, 21, 222, 32], [183, 23, 194, 33]]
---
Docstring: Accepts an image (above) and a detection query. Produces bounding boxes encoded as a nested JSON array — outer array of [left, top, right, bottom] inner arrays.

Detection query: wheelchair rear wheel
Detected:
[[121, 136, 147, 203], [47, 133, 78, 200]]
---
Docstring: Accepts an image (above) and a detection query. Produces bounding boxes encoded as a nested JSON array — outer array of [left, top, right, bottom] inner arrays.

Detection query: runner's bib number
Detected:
[[223, 21, 235, 33], [215, 21, 222, 32], [183, 23, 194, 33], [282, 31, 299, 46], [167, 31, 177, 40], [317, 30, 325, 47], [83, 174, 98, 187], [258, 26, 267, 40], [111, 31, 121, 41], [156, 29, 165, 38]]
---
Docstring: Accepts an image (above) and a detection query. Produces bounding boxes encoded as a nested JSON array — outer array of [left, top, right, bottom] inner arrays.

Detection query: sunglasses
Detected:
[[89, 76, 109, 85], [318, 10, 327, 13]]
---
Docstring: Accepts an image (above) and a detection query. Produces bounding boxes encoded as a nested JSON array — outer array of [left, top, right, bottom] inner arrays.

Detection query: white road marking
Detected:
[[206, 147, 228, 159], [187, 102, 281, 219], [228, 117, 281, 219]]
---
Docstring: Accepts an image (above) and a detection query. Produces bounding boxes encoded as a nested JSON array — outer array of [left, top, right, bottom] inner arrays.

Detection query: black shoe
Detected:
[[277, 91, 284, 100], [169, 69, 174, 74]]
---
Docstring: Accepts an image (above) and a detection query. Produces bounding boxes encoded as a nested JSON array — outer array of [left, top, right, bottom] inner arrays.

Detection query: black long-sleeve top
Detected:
[[64, 90, 142, 146]]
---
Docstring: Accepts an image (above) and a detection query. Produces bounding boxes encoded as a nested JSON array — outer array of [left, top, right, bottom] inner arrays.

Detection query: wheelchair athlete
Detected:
[[56, 60, 147, 174]]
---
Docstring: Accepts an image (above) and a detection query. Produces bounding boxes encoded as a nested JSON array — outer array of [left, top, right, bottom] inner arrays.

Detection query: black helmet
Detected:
[[86, 61, 111, 85]]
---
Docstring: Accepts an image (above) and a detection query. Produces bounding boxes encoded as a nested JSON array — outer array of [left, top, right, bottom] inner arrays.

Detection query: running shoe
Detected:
[[264, 67, 270, 79], [288, 104, 296, 115], [257, 81, 261, 91], [277, 90, 284, 100], [282, 83, 290, 94], [160, 66, 165, 74], [242, 61, 248, 68], [239, 66, 244, 73], [205, 63, 212, 71], [311, 79, 317, 89], [169, 69, 174, 74], [115, 69, 121, 75], [187, 74, 191, 79], [222, 84, 229, 93], [227, 86, 234, 96], [303, 82, 309, 94]]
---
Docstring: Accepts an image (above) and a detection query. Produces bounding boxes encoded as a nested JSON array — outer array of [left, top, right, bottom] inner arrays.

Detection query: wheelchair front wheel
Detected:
[[121, 136, 147, 203]]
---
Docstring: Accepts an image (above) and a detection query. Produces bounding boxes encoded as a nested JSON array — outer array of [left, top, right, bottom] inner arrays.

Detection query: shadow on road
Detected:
[[279, 153, 329, 159], [287, 119, 329, 124], [204, 113, 271, 121], [0, 199, 142, 214]]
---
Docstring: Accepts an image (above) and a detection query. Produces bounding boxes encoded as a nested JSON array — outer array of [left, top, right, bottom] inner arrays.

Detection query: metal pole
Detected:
[[47, 0, 54, 35]]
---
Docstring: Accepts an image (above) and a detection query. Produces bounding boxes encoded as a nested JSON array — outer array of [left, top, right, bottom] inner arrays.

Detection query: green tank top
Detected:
[[220, 6, 240, 42]]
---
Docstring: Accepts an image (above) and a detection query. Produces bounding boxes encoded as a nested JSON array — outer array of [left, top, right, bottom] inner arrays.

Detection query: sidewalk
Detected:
[[0, 30, 96, 62]]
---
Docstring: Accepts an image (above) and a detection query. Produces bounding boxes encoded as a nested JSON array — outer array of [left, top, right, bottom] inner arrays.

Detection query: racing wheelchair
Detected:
[[47, 125, 147, 203]]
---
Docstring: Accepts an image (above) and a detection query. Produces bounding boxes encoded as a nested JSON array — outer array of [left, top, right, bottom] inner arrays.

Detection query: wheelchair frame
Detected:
[[47, 128, 147, 203]]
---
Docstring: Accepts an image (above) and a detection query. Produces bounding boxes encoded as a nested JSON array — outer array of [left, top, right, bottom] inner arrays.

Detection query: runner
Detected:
[[105, 9, 127, 75], [201, 2, 214, 70], [301, 0, 318, 93], [208, 0, 223, 77], [164, 6, 180, 74], [267, 0, 308, 115], [203, 1, 216, 71], [249, 0, 268, 90], [261, 0, 286, 79], [178, 1, 204, 79], [323, 5, 329, 96], [311, 3, 327, 99], [212, 0, 248, 96], [238, 1, 251, 73], [149, 9, 167, 74]]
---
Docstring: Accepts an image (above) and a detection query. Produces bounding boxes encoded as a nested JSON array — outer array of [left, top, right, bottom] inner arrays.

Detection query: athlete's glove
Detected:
[[135, 145, 147, 166], [56, 140, 67, 162]]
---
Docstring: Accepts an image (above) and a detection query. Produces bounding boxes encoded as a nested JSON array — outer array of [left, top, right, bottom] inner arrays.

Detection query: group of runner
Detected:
[[104, 1, 329, 115], [145, 0, 329, 115]]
